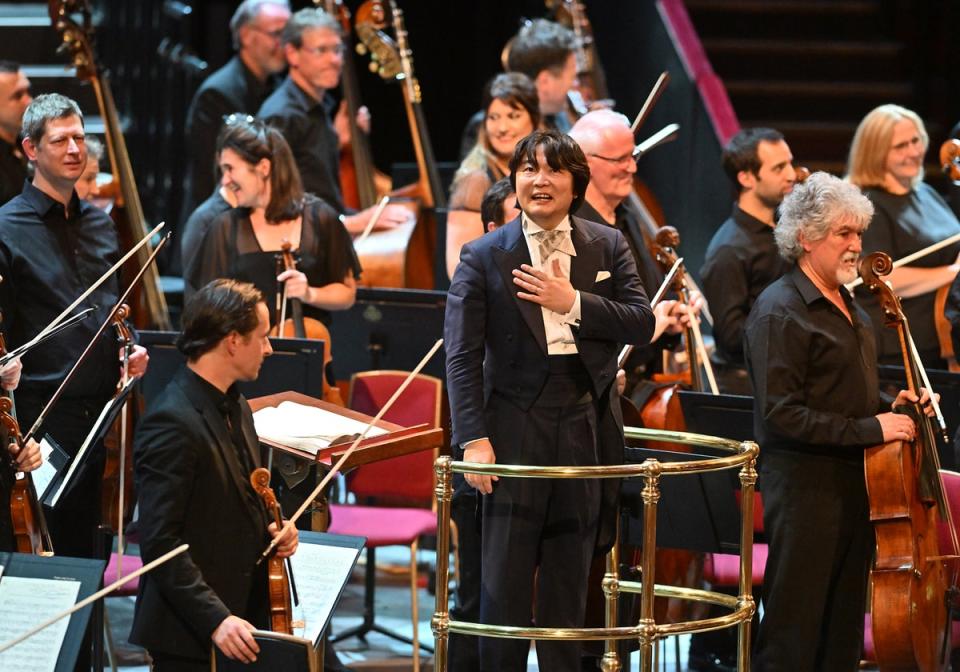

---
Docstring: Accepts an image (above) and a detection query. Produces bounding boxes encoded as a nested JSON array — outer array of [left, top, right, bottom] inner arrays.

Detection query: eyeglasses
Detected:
[[222, 113, 256, 126], [249, 25, 284, 42], [589, 153, 636, 168], [298, 42, 345, 57]]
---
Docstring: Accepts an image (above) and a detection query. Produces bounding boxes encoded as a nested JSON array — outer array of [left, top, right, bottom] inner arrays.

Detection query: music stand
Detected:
[[138, 331, 326, 407], [0, 553, 105, 672]]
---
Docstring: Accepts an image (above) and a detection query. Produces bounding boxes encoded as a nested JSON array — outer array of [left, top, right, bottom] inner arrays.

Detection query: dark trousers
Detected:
[[448, 477, 481, 671], [753, 451, 871, 672], [148, 651, 209, 671], [479, 365, 601, 672]]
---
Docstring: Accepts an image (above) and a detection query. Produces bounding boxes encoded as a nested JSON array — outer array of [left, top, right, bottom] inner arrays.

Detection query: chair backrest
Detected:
[[938, 469, 960, 556], [346, 370, 443, 504]]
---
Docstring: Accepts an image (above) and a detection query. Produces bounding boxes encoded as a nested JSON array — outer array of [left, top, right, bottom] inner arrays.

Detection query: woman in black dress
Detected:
[[187, 116, 360, 329]]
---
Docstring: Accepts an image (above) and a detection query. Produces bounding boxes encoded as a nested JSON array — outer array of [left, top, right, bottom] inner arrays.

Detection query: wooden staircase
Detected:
[[684, 0, 920, 176]]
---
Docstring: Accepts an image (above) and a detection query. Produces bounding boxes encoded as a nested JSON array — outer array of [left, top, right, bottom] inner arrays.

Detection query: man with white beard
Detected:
[[744, 171, 928, 670]]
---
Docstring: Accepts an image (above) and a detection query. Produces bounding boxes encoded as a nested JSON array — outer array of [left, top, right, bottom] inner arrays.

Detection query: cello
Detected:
[[49, 0, 171, 330], [271, 242, 345, 407], [250, 467, 296, 635], [353, 0, 444, 289], [859, 251, 959, 671]]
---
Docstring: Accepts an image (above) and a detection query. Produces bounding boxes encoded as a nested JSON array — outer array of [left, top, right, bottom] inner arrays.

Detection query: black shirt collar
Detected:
[[732, 203, 774, 234], [789, 264, 856, 308], [282, 76, 335, 115], [19, 180, 81, 220], [184, 366, 241, 416]]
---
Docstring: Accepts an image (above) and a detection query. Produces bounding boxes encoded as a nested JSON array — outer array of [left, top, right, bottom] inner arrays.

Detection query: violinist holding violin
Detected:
[[0, 356, 42, 553], [131, 279, 299, 671], [186, 116, 360, 332], [744, 173, 933, 671]]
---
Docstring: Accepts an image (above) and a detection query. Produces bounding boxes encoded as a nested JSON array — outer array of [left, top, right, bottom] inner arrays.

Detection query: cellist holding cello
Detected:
[[744, 172, 935, 671]]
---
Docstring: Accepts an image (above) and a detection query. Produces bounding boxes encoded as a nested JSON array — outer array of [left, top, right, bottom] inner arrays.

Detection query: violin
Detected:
[[941, 138, 960, 183], [250, 467, 294, 635], [321, 0, 392, 211], [101, 304, 140, 549], [0, 396, 54, 556], [270, 242, 345, 407], [859, 251, 959, 670]]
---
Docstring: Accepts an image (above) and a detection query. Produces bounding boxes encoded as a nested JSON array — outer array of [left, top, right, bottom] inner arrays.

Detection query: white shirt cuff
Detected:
[[461, 437, 489, 451], [562, 290, 582, 326]]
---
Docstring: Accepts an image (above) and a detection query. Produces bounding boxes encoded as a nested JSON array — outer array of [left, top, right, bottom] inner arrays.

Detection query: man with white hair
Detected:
[[745, 171, 927, 670]]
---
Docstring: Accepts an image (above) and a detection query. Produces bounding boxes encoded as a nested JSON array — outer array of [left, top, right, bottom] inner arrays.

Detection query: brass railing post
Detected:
[[638, 460, 661, 672], [431, 456, 453, 671], [736, 443, 759, 672], [601, 516, 622, 672]]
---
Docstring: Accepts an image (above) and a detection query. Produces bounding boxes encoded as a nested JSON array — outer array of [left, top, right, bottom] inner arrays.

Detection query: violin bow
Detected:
[[845, 231, 960, 290], [633, 123, 680, 161], [631, 71, 670, 134], [24, 233, 170, 444], [617, 258, 681, 369], [355, 195, 391, 246], [259, 338, 444, 562], [0, 308, 96, 368], [0, 544, 188, 655]]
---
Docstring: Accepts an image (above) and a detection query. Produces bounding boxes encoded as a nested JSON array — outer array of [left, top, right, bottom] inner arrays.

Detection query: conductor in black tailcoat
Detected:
[[445, 129, 655, 671], [130, 279, 298, 671]]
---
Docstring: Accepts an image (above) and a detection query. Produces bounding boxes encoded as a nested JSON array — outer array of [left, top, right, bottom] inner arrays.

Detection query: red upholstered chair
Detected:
[[863, 469, 960, 662], [103, 550, 142, 671], [327, 371, 443, 672]]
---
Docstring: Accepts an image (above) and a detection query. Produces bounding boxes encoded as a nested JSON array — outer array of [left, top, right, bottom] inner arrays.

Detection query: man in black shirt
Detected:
[[258, 7, 407, 235], [0, 61, 31, 206], [700, 127, 796, 394], [745, 172, 922, 670], [0, 94, 149, 556], [131, 279, 298, 672], [180, 0, 290, 234]]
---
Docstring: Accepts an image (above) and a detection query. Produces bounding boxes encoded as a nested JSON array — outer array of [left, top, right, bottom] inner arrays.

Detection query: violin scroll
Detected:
[[794, 165, 811, 183], [940, 139, 960, 183]]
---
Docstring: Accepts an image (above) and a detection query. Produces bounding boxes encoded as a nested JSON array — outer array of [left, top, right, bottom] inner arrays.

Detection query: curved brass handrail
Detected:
[[431, 427, 760, 672]]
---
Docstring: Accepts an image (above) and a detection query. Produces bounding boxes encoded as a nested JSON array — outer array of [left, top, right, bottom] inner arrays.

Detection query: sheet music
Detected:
[[29, 438, 59, 502], [289, 540, 362, 644], [0, 576, 81, 671], [253, 401, 386, 455]]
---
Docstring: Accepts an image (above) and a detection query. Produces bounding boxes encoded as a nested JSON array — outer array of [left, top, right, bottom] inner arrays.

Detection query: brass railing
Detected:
[[432, 426, 759, 672]]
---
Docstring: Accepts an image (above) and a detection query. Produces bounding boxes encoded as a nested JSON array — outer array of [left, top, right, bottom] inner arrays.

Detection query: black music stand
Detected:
[[0, 552, 105, 672], [138, 331, 326, 407]]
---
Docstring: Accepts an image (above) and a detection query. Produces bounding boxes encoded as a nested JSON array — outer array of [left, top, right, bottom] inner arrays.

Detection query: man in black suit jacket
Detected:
[[180, 0, 290, 240], [131, 279, 298, 671], [445, 130, 654, 671]]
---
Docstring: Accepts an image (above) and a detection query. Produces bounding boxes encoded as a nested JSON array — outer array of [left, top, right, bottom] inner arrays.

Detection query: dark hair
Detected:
[[509, 129, 590, 214], [482, 72, 541, 130], [177, 279, 265, 360], [21, 93, 83, 144], [216, 115, 303, 222], [230, 0, 291, 50], [282, 6, 340, 48], [480, 178, 516, 229], [721, 127, 785, 192], [506, 19, 576, 80], [0, 60, 19, 74]]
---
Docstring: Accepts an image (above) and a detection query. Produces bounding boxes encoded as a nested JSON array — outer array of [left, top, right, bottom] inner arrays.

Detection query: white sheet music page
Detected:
[[29, 438, 59, 501], [289, 540, 362, 644], [253, 401, 387, 455], [0, 576, 81, 671]]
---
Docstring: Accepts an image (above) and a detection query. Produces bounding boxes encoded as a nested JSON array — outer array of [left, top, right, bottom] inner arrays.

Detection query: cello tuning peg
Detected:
[[369, 62, 378, 74], [356, 43, 367, 56]]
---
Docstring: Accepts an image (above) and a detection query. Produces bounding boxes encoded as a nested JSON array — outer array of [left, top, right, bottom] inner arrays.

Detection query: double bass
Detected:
[[50, 1, 171, 330], [353, 0, 445, 289], [271, 242, 345, 407], [859, 251, 959, 671]]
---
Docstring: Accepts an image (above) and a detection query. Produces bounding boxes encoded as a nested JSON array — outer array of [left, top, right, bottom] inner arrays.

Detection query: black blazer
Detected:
[[130, 366, 271, 660], [444, 215, 655, 550]]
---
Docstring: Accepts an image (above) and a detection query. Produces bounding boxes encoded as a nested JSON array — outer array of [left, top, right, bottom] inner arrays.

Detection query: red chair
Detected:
[[863, 469, 960, 662], [103, 550, 142, 671], [702, 491, 768, 588], [327, 371, 443, 672]]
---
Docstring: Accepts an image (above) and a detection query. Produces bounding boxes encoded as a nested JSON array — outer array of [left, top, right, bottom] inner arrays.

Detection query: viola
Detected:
[[0, 395, 54, 556], [250, 467, 294, 635], [101, 304, 140, 549], [271, 242, 345, 406], [941, 138, 960, 183], [50, 0, 171, 330], [859, 251, 959, 670]]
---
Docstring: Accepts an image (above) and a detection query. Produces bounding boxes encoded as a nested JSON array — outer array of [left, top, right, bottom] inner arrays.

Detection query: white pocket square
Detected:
[[595, 270, 611, 282]]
